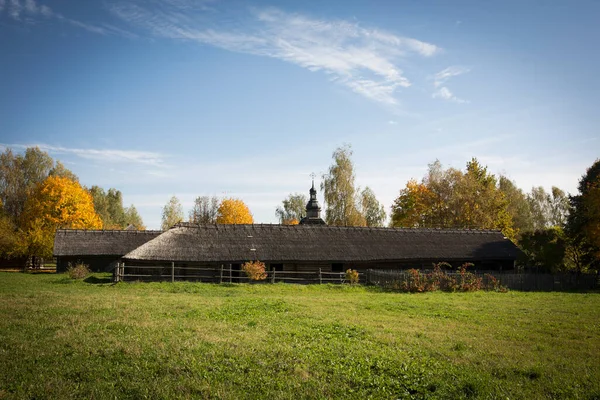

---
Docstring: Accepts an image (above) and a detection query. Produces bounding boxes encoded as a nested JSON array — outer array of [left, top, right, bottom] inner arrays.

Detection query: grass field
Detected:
[[0, 273, 598, 399]]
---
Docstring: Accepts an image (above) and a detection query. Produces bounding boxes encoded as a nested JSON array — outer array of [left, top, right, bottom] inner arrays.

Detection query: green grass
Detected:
[[0, 273, 599, 399]]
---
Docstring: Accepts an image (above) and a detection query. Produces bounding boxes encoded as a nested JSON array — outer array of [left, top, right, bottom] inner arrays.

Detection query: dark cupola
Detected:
[[299, 180, 326, 225]]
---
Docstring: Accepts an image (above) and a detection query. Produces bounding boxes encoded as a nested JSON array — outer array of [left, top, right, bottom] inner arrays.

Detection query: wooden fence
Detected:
[[113, 263, 599, 291], [114, 263, 352, 284], [365, 269, 599, 292]]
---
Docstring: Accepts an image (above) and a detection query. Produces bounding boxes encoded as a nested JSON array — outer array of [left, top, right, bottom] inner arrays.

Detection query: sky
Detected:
[[1, 0, 598, 229]]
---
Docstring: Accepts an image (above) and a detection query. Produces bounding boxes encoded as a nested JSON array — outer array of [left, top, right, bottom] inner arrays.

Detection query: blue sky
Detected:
[[1, 0, 598, 229]]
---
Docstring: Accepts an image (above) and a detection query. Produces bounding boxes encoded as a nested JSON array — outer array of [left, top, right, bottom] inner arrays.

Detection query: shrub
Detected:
[[67, 262, 90, 279], [483, 273, 508, 292], [457, 263, 483, 292], [401, 269, 427, 292], [242, 261, 267, 281], [345, 269, 359, 284]]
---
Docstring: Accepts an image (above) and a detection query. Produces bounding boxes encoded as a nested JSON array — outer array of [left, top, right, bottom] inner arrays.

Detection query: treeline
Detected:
[[0, 147, 145, 260], [160, 196, 254, 230], [275, 145, 599, 273]]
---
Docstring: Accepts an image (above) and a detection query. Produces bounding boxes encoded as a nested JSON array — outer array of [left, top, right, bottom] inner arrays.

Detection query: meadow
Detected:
[[0, 272, 598, 399]]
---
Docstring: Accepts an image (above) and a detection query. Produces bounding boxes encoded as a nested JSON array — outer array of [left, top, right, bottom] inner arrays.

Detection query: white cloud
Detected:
[[432, 86, 467, 103], [0, 0, 133, 36], [109, 4, 440, 107], [2, 143, 167, 166], [433, 66, 470, 87]]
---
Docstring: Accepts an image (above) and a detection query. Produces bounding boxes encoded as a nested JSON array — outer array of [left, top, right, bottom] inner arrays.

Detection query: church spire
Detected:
[[300, 174, 326, 225]]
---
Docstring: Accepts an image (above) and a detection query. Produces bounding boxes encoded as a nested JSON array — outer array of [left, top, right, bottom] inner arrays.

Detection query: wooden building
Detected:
[[54, 184, 521, 276], [53, 229, 161, 272]]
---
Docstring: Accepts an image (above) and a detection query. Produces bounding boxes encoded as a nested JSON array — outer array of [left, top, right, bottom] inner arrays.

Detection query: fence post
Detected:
[[229, 263, 232, 283], [219, 264, 223, 284], [171, 262, 175, 283], [319, 268, 322, 284], [271, 267, 276, 284], [119, 262, 123, 282], [366, 269, 370, 285]]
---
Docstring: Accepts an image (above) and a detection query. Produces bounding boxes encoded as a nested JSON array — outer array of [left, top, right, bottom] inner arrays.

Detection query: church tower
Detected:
[[299, 180, 326, 225]]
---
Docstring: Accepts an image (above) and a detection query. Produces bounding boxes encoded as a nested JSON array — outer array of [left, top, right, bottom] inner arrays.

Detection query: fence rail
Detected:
[[365, 269, 599, 292], [112, 263, 599, 291], [114, 263, 352, 285]]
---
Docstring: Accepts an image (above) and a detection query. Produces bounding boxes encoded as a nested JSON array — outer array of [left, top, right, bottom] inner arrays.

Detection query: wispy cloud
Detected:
[[432, 86, 467, 103], [108, 4, 440, 107], [431, 66, 469, 103], [0, 0, 135, 36], [2, 143, 166, 166]]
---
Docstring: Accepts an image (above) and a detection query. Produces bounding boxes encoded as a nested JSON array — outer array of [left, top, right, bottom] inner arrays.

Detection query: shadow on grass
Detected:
[[84, 275, 113, 284]]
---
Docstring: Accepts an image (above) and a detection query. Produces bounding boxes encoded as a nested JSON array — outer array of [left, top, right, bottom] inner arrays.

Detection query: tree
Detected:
[[390, 158, 514, 239], [124, 205, 146, 230], [359, 187, 386, 227], [498, 176, 533, 236], [189, 195, 219, 224], [0, 147, 53, 222], [275, 193, 307, 224], [321, 144, 366, 226], [161, 196, 184, 230], [88, 186, 128, 229], [519, 227, 567, 273], [19, 176, 102, 258], [567, 159, 600, 271], [390, 179, 433, 227], [216, 198, 253, 224], [549, 187, 571, 227], [0, 203, 18, 258], [49, 161, 78, 182]]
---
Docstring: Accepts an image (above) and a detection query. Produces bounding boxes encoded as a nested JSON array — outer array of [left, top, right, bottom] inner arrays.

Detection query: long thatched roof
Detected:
[[54, 229, 162, 257], [122, 223, 520, 263]]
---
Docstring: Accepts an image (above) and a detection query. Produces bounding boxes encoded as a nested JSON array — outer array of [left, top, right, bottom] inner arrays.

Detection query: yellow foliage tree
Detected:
[[19, 176, 103, 258], [216, 198, 254, 224]]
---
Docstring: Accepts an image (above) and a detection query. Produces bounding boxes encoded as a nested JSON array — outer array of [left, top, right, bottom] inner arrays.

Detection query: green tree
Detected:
[[88, 186, 129, 229], [519, 227, 567, 273], [48, 161, 78, 182], [275, 193, 307, 224], [0, 147, 53, 222], [359, 187, 386, 227], [321, 144, 365, 226], [566, 159, 600, 271], [124, 205, 146, 230], [498, 176, 534, 236], [161, 196, 184, 230], [189, 195, 219, 224]]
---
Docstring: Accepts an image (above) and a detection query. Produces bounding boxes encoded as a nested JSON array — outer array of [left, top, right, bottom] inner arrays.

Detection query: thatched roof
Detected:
[[123, 223, 521, 263], [53, 229, 162, 257]]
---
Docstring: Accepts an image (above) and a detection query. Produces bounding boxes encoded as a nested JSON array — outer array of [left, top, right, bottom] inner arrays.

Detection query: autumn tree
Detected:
[[390, 158, 514, 239], [359, 187, 386, 227], [566, 159, 600, 271], [390, 179, 433, 227], [19, 176, 102, 258], [275, 193, 307, 225], [189, 195, 219, 224], [216, 198, 253, 224], [321, 145, 366, 226], [161, 196, 184, 230]]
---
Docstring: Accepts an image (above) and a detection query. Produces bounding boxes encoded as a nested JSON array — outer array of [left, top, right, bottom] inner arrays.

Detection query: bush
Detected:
[[483, 273, 508, 292], [242, 261, 267, 281], [345, 269, 359, 284], [66, 262, 90, 279]]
